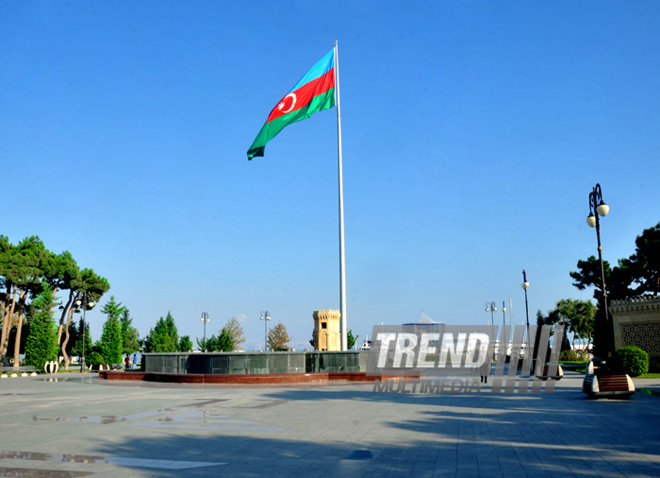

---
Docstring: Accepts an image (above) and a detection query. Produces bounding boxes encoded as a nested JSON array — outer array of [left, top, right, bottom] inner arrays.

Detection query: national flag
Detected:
[[247, 48, 335, 160]]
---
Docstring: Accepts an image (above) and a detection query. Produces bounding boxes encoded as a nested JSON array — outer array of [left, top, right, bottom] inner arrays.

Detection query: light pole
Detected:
[[200, 312, 210, 352], [501, 301, 507, 328], [485, 301, 497, 325], [75, 292, 95, 372], [587, 183, 612, 358], [260, 311, 271, 351], [522, 270, 530, 336], [485, 301, 497, 359]]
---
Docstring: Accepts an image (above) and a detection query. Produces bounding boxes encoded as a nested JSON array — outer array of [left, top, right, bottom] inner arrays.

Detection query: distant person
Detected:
[[479, 346, 490, 383], [124, 355, 130, 370]]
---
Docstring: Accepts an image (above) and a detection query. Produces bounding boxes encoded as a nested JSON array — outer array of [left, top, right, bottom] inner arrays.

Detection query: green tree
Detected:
[[178, 335, 193, 352], [268, 322, 291, 351], [541, 299, 596, 352], [71, 318, 93, 359], [50, 251, 80, 348], [60, 269, 110, 368], [24, 285, 58, 370], [571, 222, 660, 357], [347, 329, 356, 350], [120, 308, 140, 354], [196, 333, 231, 352], [144, 312, 179, 352], [617, 222, 660, 297], [224, 317, 245, 351], [1, 236, 44, 364], [101, 296, 125, 322], [218, 327, 234, 352], [98, 296, 125, 364], [196, 336, 212, 352], [42, 250, 78, 303]]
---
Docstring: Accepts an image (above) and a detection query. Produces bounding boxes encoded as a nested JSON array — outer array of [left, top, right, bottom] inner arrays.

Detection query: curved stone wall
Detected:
[[143, 351, 369, 375]]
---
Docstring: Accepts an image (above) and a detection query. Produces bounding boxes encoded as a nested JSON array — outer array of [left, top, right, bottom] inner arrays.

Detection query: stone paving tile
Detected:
[[0, 373, 659, 476]]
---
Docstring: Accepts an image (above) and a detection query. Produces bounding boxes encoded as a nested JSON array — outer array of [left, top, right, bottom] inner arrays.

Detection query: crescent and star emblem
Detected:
[[277, 93, 297, 114]]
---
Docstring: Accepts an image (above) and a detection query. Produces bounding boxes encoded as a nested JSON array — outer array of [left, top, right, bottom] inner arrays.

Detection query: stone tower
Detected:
[[313, 309, 341, 351]]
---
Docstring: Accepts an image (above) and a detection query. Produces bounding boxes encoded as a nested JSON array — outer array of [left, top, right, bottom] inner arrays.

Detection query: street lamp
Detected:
[[501, 301, 507, 328], [260, 311, 271, 351], [485, 301, 497, 359], [200, 312, 210, 352], [485, 301, 497, 325], [522, 270, 530, 336], [74, 293, 95, 372], [587, 183, 612, 357]]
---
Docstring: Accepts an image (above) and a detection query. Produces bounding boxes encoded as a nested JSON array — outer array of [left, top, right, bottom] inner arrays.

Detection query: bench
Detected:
[[582, 358, 635, 398], [597, 375, 632, 392]]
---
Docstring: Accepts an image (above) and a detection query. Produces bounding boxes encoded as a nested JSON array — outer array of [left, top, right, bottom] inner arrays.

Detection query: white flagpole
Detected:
[[509, 296, 514, 327], [334, 40, 347, 350]]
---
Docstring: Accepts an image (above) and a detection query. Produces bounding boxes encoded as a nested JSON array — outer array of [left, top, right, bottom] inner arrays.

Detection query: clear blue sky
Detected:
[[2, 1, 659, 350]]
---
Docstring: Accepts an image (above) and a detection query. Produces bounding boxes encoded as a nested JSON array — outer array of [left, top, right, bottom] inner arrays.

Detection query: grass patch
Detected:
[[636, 372, 660, 379]]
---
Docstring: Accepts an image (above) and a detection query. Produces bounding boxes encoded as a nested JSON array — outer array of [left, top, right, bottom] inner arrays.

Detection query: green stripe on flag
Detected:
[[247, 88, 335, 160]]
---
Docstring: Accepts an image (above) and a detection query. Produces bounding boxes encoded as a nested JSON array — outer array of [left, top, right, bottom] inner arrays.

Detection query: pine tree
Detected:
[[144, 312, 179, 352], [218, 327, 234, 352], [100, 296, 124, 364], [178, 335, 193, 352], [71, 318, 93, 359], [347, 330, 356, 350], [100, 314, 123, 364], [24, 285, 59, 370], [120, 308, 140, 354]]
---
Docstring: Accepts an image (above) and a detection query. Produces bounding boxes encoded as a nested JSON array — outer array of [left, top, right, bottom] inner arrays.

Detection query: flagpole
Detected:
[[334, 40, 347, 350]]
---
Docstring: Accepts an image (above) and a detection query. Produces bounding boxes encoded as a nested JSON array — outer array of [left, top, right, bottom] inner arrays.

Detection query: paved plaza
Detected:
[[1, 371, 659, 477]]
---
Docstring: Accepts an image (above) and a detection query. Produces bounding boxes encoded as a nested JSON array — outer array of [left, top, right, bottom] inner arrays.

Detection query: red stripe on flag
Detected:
[[266, 69, 335, 124]]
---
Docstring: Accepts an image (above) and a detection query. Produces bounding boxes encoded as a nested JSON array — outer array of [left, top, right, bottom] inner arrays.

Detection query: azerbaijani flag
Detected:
[[247, 48, 336, 160]]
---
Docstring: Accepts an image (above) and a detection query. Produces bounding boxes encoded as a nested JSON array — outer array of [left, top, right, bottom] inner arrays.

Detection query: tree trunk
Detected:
[[48, 286, 59, 315], [0, 285, 18, 358], [61, 308, 75, 370], [12, 312, 25, 366], [57, 291, 75, 348]]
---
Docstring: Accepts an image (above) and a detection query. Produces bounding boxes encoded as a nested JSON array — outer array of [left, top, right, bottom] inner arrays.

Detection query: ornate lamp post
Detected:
[[485, 301, 497, 325], [260, 311, 271, 351], [75, 293, 95, 372], [485, 301, 497, 359], [200, 312, 210, 352], [587, 183, 612, 357], [522, 270, 530, 337]]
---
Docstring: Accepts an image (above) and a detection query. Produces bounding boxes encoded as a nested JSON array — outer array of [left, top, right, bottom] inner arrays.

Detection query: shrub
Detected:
[[615, 346, 649, 377], [86, 351, 106, 366], [560, 350, 590, 362]]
